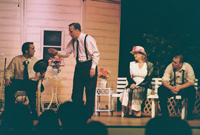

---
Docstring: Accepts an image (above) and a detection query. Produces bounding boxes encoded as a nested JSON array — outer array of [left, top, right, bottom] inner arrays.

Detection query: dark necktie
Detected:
[[23, 60, 29, 80], [76, 40, 79, 63]]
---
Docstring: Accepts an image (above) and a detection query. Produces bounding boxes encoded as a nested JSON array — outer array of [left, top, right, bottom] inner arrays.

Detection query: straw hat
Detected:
[[33, 59, 49, 73], [130, 46, 146, 56]]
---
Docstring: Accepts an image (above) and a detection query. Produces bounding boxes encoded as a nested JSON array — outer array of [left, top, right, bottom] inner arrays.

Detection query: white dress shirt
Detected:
[[130, 61, 147, 85], [4, 55, 40, 81], [57, 32, 100, 69]]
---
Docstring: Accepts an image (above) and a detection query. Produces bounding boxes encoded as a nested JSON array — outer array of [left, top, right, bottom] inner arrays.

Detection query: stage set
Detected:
[[92, 77, 200, 135]]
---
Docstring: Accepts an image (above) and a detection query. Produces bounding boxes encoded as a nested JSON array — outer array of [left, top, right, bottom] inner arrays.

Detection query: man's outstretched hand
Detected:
[[40, 72, 46, 78], [48, 48, 58, 55]]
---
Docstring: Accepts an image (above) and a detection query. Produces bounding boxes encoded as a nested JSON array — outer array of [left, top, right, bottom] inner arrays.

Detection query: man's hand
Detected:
[[48, 48, 58, 55], [40, 72, 46, 78], [90, 68, 95, 78], [173, 86, 181, 93], [163, 81, 178, 94], [130, 83, 139, 89], [170, 86, 178, 94], [5, 79, 12, 86]]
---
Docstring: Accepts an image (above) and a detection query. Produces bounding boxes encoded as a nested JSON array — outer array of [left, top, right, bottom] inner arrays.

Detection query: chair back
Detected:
[[151, 78, 162, 94], [116, 77, 127, 93]]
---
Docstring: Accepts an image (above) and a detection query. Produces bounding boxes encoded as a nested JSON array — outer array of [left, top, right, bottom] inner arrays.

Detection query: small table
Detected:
[[95, 87, 113, 116], [41, 76, 66, 111]]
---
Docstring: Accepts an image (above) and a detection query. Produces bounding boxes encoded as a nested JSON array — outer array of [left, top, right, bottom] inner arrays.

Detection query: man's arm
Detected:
[[174, 64, 195, 92], [180, 81, 193, 89], [173, 81, 193, 93], [87, 36, 100, 77], [162, 81, 178, 94], [48, 48, 58, 55], [162, 81, 173, 89], [4, 57, 16, 86], [162, 64, 178, 94], [48, 41, 74, 58]]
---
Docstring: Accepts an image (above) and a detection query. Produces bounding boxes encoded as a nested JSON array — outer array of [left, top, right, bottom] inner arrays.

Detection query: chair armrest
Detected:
[[112, 93, 122, 97], [147, 94, 159, 99]]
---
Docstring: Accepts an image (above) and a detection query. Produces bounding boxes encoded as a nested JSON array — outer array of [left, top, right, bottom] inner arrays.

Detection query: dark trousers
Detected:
[[71, 60, 97, 117], [5, 79, 43, 114], [158, 85, 196, 118]]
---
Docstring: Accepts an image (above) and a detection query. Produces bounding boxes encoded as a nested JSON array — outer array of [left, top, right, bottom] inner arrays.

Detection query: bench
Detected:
[[111, 77, 198, 119], [111, 77, 153, 117], [148, 78, 198, 119], [111, 77, 127, 117]]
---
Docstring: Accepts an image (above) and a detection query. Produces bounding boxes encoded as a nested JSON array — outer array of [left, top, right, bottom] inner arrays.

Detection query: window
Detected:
[[42, 30, 64, 61]]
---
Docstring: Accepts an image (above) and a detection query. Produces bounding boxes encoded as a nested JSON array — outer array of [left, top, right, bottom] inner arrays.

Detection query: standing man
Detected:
[[48, 23, 100, 118], [4, 42, 45, 118], [158, 54, 196, 120]]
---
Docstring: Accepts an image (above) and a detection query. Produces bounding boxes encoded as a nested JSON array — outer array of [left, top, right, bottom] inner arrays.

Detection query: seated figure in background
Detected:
[[4, 42, 46, 118], [158, 54, 196, 120], [120, 46, 154, 117]]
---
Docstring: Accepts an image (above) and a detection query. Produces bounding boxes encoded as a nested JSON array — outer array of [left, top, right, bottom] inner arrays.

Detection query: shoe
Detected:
[[124, 112, 130, 117]]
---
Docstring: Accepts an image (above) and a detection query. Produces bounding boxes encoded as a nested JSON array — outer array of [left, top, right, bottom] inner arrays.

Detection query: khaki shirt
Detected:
[[162, 62, 195, 86], [4, 55, 40, 81]]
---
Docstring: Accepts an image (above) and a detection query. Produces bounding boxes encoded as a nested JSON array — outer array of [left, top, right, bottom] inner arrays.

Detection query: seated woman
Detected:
[[121, 46, 154, 117]]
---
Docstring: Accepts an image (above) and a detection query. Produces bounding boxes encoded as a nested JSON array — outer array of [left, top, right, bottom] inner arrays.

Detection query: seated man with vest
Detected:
[[4, 42, 48, 118], [158, 54, 196, 120]]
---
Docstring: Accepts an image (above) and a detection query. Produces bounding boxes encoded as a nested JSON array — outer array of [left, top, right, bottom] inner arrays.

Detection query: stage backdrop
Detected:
[[0, 0, 121, 110]]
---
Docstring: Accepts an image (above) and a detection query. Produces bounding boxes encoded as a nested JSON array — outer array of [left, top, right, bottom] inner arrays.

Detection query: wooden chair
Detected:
[[111, 77, 127, 117], [14, 91, 28, 104], [0, 57, 6, 112], [111, 77, 152, 117], [14, 78, 43, 116]]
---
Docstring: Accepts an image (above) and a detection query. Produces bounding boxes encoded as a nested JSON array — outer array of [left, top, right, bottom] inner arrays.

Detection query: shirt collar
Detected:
[[22, 55, 32, 63], [77, 32, 84, 41], [177, 62, 185, 72]]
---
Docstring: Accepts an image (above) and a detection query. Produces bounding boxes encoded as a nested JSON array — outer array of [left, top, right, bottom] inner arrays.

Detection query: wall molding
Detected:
[[91, 0, 120, 4]]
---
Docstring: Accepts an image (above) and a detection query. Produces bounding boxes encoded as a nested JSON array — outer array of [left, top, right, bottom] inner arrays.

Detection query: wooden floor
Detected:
[[88, 112, 200, 128], [1, 111, 200, 135], [1, 111, 200, 128]]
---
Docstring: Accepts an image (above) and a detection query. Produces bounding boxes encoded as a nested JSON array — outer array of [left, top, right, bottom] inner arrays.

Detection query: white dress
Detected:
[[130, 61, 147, 111]]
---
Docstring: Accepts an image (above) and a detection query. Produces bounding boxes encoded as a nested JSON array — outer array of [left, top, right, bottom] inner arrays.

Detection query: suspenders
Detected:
[[182, 70, 185, 84], [173, 69, 185, 86], [173, 69, 185, 107], [84, 35, 88, 60], [73, 34, 89, 62]]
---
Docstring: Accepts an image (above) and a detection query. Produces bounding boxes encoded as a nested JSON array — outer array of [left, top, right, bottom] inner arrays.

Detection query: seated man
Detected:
[[158, 54, 196, 120], [4, 42, 45, 118]]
